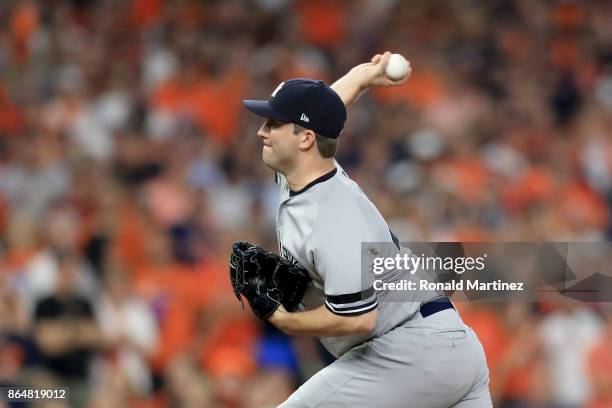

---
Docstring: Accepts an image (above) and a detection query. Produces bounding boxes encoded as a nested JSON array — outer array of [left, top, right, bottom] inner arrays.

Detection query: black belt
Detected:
[[419, 297, 455, 318]]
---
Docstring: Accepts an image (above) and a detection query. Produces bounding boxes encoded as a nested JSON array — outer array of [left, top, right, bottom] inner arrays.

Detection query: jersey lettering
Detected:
[[389, 228, 400, 250], [281, 245, 299, 265]]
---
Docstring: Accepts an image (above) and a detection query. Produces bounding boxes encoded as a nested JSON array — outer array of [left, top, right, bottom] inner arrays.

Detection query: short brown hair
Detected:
[[293, 124, 338, 158]]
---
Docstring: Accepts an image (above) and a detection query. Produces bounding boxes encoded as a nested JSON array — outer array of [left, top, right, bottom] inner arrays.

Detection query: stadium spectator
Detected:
[[32, 251, 104, 407]]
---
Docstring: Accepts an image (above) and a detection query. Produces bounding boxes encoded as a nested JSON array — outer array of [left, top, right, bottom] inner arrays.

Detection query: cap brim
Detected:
[[243, 100, 293, 122]]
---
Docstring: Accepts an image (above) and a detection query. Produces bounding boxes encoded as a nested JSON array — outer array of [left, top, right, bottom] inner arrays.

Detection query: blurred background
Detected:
[[0, 0, 611, 407]]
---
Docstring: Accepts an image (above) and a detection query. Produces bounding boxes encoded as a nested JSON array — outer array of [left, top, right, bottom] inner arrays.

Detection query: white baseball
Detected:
[[385, 53, 409, 81]]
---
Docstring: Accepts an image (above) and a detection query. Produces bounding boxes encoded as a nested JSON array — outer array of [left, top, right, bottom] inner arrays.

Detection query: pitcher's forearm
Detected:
[[268, 304, 377, 337], [331, 70, 367, 107]]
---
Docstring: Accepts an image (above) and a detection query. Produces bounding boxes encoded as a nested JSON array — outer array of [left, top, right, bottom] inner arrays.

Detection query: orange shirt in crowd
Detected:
[[295, 0, 348, 49], [502, 167, 556, 215], [444, 225, 493, 242], [10, 2, 39, 62], [557, 182, 609, 230], [553, 3, 583, 30], [131, 0, 162, 28], [587, 331, 612, 408], [550, 38, 580, 70], [134, 259, 257, 372], [458, 304, 539, 403], [192, 74, 246, 143], [432, 157, 491, 204], [190, 261, 259, 378], [3, 248, 37, 274], [0, 85, 25, 135], [112, 203, 148, 276], [456, 304, 506, 371], [373, 68, 445, 109], [152, 72, 246, 143], [135, 263, 204, 370], [200, 325, 257, 379]]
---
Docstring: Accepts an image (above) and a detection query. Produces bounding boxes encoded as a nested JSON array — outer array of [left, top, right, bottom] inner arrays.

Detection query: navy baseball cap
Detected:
[[243, 78, 347, 139]]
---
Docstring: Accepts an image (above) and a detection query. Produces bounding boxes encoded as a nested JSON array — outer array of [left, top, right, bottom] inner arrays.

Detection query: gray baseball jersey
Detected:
[[275, 162, 492, 408], [275, 161, 441, 357]]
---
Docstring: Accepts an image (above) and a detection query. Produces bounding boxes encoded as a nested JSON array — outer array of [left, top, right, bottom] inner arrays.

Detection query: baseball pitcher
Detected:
[[231, 52, 492, 408]]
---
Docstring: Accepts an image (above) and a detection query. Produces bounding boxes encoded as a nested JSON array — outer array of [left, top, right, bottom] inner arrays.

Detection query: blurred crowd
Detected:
[[0, 0, 611, 407]]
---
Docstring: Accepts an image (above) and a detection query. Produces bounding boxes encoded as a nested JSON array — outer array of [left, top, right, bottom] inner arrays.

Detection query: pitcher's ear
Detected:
[[298, 129, 316, 150]]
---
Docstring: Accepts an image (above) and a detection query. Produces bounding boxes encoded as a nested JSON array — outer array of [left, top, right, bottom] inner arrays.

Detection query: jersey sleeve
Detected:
[[309, 215, 377, 316]]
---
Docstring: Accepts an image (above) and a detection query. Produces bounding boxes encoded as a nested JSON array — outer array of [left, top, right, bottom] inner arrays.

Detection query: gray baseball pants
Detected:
[[278, 309, 492, 408]]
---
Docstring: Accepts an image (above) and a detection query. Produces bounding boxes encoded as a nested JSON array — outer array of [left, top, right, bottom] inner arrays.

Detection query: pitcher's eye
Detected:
[[266, 119, 285, 129]]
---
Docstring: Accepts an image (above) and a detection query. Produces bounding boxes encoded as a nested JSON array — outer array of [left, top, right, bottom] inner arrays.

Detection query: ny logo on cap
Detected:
[[300, 113, 310, 122], [271, 82, 284, 98]]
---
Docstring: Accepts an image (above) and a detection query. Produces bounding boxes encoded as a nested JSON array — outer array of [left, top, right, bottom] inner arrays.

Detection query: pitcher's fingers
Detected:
[[371, 54, 382, 63], [378, 51, 392, 72]]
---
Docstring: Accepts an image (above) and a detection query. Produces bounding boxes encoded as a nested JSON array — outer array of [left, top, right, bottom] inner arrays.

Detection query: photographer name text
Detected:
[[373, 279, 524, 292]]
